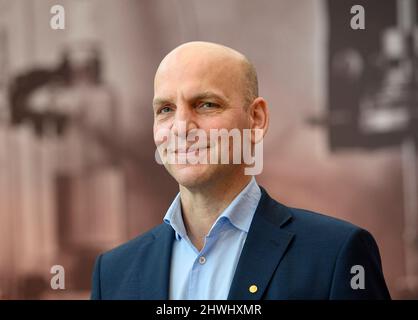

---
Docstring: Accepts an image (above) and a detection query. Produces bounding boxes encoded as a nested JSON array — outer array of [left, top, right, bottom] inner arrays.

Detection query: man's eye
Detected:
[[199, 102, 218, 109], [158, 106, 172, 114]]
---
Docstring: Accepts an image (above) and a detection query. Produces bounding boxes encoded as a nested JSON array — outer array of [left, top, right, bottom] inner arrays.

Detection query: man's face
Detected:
[[153, 46, 251, 189]]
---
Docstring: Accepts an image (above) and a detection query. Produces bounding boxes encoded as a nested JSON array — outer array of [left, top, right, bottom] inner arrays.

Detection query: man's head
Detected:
[[153, 41, 268, 190]]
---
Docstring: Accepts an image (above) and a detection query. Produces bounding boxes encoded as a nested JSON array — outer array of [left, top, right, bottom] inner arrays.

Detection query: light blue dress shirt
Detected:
[[163, 177, 261, 300]]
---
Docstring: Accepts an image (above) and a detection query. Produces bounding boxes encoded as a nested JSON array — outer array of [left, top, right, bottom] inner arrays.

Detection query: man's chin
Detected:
[[167, 163, 215, 189]]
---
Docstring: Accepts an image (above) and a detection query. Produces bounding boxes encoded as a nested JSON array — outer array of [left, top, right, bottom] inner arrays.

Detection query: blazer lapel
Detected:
[[137, 223, 175, 299], [228, 187, 295, 300]]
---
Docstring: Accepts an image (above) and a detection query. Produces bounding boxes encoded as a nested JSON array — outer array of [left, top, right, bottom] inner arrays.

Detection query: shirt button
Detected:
[[198, 256, 206, 264]]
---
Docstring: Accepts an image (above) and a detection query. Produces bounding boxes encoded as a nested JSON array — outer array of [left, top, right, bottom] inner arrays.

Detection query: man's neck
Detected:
[[179, 173, 252, 251]]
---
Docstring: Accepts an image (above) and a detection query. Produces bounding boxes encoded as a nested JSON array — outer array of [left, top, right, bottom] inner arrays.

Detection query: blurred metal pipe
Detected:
[[401, 138, 418, 286], [396, 0, 418, 292], [398, 0, 416, 32]]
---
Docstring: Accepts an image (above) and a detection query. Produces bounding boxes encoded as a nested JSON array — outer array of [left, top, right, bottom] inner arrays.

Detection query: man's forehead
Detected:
[[153, 74, 231, 103], [155, 62, 236, 91], [157, 52, 240, 81]]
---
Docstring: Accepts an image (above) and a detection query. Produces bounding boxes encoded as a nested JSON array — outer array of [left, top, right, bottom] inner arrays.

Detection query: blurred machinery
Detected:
[[8, 42, 127, 297], [310, 0, 418, 297], [0, 1, 176, 298]]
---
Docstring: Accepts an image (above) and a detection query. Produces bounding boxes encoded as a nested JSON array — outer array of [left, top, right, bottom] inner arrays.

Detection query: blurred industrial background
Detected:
[[0, 0, 417, 299]]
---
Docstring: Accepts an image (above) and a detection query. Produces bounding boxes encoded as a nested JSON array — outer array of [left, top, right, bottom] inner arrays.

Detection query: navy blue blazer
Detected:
[[91, 187, 391, 299]]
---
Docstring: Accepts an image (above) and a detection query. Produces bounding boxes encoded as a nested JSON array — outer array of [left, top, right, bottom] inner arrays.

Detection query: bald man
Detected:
[[91, 42, 390, 300]]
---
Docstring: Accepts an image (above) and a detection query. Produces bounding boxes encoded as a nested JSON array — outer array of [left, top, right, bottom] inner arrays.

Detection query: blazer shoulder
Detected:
[[257, 188, 373, 259], [100, 223, 169, 265], [288, 207, 360, 233], [284, 205, 376, 249], [91, 223, 173, 299], [259, 187, 361, 237]]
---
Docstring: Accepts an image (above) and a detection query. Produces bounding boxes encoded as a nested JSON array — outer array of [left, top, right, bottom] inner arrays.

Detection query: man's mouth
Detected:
[[174, 146, 209, 154]]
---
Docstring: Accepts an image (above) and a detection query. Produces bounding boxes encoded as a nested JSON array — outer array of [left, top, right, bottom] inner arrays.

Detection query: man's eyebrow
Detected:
[[190, 91, 229, 104], [152, 97, 172, 108]]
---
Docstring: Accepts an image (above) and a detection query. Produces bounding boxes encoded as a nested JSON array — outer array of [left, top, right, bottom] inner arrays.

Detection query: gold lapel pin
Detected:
[[249, 284, 258, 294]]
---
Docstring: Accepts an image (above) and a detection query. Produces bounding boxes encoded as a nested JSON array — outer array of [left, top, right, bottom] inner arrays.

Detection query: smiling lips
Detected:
[[173, 146, 209, 154]]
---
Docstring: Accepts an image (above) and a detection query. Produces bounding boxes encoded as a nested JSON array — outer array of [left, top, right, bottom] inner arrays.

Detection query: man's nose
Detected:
[[172, 105, 197, 137]]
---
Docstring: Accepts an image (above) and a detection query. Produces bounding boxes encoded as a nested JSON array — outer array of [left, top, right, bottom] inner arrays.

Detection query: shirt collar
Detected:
[[163, 177, 261, 241]]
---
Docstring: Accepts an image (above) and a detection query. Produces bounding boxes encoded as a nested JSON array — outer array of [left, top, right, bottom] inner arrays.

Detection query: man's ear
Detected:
[[248, 97, 269, 144]]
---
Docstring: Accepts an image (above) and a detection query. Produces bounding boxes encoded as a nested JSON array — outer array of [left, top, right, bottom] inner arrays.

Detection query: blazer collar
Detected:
[[139, 186, 294, 300]]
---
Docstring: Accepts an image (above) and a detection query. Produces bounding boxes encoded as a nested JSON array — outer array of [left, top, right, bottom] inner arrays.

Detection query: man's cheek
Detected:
[[154, 126, 170, 146]]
